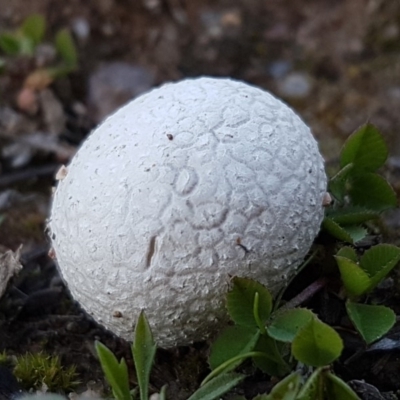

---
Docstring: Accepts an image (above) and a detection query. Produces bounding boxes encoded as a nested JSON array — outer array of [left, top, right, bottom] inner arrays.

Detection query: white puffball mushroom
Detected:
[[49, 77, 327, 348]]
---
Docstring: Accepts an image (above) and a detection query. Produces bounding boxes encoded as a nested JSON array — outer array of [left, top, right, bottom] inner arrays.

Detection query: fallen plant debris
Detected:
[[0, 246, 23, 300]]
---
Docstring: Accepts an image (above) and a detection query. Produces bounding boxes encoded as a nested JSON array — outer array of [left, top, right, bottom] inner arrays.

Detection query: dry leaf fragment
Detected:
[[56, 165, 68, 181], [0, 245, 23, 300]]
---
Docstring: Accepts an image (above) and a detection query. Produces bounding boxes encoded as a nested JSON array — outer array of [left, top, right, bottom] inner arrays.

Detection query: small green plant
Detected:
[[13, 352, 79, 392], [96, 311, 244, 400], [204, 277, 349, 393], [321, 123, 400, 345], [251, 367, 359, 400], [323, 123, 397, 243], [96, 310, 157, 400], [96, 278, 360, 400], [334, 244, 400, 344], [0, 14, 46, 56], [336, 244, 400, 298], [0, 14, 78, 87]]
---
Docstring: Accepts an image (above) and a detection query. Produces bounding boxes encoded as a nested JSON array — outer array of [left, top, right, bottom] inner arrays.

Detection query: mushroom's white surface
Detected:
[[49, 77, 327, 348]]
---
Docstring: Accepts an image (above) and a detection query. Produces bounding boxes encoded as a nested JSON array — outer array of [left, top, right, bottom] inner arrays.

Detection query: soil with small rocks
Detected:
[[1, 1, 400, 399]]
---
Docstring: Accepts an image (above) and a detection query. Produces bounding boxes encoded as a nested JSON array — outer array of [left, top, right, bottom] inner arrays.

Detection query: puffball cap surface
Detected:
[[50, 77, 327, 348]]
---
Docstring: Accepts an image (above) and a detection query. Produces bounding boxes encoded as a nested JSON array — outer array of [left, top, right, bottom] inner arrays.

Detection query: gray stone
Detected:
[[278, 72, 312, 99], [87, 62, 155, 123]]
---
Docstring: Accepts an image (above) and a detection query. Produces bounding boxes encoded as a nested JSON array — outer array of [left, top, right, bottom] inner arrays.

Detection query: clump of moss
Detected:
[[13, 352, 79, 392]]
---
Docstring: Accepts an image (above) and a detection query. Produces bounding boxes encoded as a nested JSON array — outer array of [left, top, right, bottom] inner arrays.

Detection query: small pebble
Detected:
[[2, 142, 33, 168], [87, 62, 155, 123], [200, 10, 223, 39], [382, 24, 399, 41], [387, 86, 400, 100], [72, 17, 91, 42], [101, 22, 116, 37], [16, 87, 39, 115], [221, 9, 242, 31], [278, 72, 312, 99], [0, 107, 37, 137], [268, 60, 292, 79], [142, 0, 162, 13]]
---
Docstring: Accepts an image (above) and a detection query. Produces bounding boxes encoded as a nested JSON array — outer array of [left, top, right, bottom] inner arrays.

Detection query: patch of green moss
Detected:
[[13, 352, 79, 392]]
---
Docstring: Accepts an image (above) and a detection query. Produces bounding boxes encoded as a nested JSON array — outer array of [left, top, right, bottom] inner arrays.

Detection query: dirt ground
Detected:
[[1, 0, 400, 399]]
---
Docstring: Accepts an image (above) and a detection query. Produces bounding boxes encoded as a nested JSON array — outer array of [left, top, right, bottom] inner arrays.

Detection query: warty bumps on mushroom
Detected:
[[49, 77, 327, 348]]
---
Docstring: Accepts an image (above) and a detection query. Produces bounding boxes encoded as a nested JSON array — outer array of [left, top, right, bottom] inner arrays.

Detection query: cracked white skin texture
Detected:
[[49, 77, 327, 348]]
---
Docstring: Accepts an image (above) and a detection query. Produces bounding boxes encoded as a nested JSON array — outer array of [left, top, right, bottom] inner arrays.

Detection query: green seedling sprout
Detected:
[[323, 123, 397, 244], [0, 14, 78, 87]]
